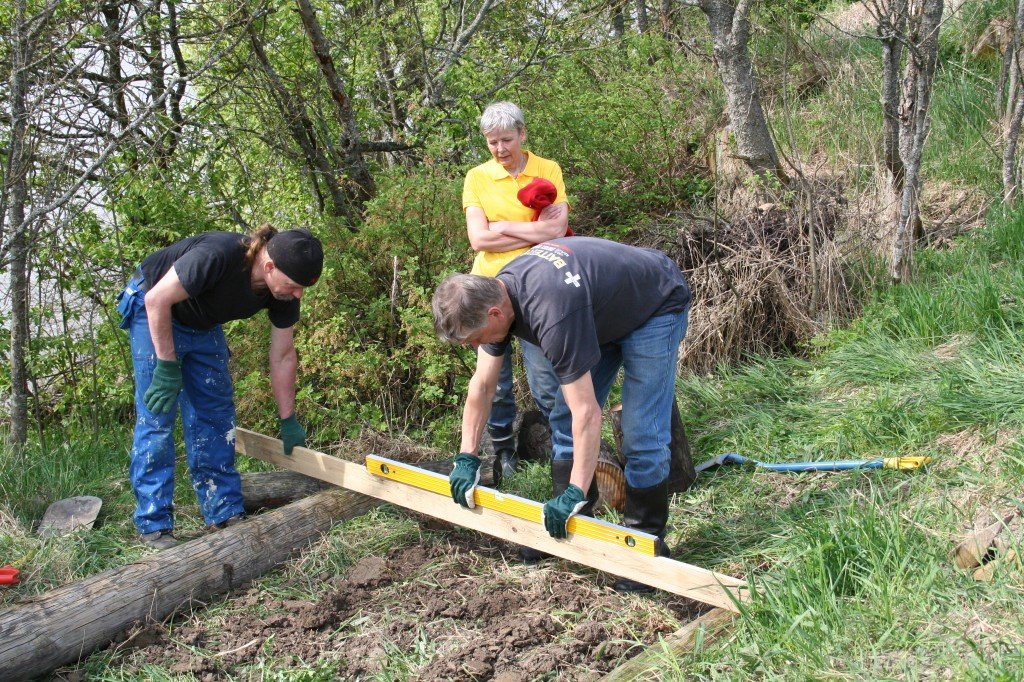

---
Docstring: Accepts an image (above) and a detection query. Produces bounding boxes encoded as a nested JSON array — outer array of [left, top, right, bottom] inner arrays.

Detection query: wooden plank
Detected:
[[972, 549, 1021, 581], [366, 455, 659, 556], [601, 608, 737, 680], [236, 428, 748, 612], [0, 488, 379, 681], [953, 509, 1020, 569]]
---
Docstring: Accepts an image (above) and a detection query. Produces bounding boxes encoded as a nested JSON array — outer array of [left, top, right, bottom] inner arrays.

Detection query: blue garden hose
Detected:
[[695, 452, 931, 474]]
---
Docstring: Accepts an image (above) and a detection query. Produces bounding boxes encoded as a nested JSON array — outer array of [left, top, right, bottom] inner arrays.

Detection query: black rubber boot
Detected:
[[496, 447, 520, 481], [613, 481, 671, 593], [519, 459, 598, 563], [489, 435, 516, 487]]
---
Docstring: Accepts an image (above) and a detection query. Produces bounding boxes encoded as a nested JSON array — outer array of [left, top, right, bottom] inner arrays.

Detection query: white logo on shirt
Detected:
[[564, 272, 581, 287]]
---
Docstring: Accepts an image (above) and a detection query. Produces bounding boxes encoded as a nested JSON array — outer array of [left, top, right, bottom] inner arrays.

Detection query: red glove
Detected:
[[518, 178, 573, 236], [0, 565, 18, 586]]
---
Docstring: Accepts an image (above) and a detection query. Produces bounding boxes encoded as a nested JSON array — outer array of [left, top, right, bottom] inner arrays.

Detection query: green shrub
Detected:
[[231, 169, 472, 447]]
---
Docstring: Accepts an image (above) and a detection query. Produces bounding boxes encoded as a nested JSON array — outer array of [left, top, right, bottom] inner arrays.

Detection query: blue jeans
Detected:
[[487, 339, 561, 451], [118, 276, 244, 533], [548, 307, 689, 489]]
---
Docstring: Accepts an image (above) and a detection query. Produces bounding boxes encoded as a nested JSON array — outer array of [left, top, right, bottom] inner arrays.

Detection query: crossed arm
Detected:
[[465, 202, 569, 253]]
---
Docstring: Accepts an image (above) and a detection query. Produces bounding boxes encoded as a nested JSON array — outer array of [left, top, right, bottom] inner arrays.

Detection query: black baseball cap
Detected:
[[266, 229, 324, 286]]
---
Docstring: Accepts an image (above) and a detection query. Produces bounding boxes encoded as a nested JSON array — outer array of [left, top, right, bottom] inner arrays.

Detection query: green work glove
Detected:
[[449, 453, 481, 508], [542, 484, 588, 539], [143, 359, 182, 414], [279, 414, 306, 456]]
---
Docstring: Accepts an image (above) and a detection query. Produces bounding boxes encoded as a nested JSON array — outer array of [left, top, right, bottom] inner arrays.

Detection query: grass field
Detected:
[[669, 209, 1024, 679]]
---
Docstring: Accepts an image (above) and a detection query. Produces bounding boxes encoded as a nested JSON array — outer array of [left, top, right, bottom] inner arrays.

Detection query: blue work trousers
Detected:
[[118, 277, 245, 533], [487, 339, 561, 451], [548, 307, 689, 489]]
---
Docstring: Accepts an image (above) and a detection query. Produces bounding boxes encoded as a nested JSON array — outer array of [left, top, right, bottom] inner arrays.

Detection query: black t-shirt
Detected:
[[138, 231, 300, 330], [483, 237, 690, 384]]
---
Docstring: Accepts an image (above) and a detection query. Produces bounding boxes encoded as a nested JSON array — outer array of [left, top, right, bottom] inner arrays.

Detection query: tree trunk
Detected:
[[997, 3, 1018, 120], [101, 1, 129, 130], [660, 0, 673, 39], [294, 0, 377, 207], [1003, 0, 1024, 202], [5, 0, 31, 448], [244, 15, 357, 227], [1004, 80, 1024, 202], [612, 0, 626, 38], [1006, 31, 1021, 125], [0, 488, 380, 680], [891, 0, 943, 282], [239, 470, 334, 511], [636, 0, 649, 33], [699, 0, 786, 183], [878, 0, 907, 195]]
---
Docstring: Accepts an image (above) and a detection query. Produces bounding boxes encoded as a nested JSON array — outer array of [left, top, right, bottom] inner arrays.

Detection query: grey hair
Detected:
[[432, 273, 505, 344], [479, 101, 526, 136]]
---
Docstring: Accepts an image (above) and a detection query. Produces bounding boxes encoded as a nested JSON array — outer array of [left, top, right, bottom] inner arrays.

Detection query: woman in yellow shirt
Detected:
[[461, 101, 570, 489]]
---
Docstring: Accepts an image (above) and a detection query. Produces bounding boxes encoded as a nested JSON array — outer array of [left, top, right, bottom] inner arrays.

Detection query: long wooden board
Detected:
[[236, 428, 748, 612]]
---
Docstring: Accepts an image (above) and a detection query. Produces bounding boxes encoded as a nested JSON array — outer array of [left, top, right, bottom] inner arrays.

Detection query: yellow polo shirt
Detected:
[[462, 152, 568, 277]]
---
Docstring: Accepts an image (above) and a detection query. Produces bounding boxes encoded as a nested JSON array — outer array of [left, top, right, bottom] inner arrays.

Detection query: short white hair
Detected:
[[479, 101, 525, 135]]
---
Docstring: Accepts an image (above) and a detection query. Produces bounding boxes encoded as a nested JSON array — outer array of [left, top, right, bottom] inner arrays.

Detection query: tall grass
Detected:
[[0, 422, 233, 603], [671, 206, 1024, 678]]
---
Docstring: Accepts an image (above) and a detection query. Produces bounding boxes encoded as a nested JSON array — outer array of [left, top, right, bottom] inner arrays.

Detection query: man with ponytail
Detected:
[[115, 225, 323, 550]]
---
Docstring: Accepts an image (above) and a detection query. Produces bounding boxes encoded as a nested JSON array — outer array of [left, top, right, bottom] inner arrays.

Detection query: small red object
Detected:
[[0, 565, 18, 586], [517, 178, 573, 236]]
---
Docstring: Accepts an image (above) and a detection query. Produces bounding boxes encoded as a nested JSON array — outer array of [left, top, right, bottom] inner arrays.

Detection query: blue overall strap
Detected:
[[116, 272, 147, 329]]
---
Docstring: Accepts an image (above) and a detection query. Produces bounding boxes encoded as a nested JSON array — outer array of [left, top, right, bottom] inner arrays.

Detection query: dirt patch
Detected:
[[931, 334, 975, 362], [107, 533, 705, 679]]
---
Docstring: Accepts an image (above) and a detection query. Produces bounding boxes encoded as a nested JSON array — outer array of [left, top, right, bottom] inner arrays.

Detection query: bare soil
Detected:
[[107, 531, 706, 680]]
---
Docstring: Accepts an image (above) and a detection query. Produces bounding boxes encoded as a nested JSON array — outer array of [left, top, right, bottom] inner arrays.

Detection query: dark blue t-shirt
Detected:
[[139, 231, 300, 330], [483, 237, 690, 383]]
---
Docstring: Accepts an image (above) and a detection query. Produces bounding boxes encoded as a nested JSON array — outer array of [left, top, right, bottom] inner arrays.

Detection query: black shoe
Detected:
[[519, 545, 552, 563], [613, 578, 656, 593], [217, 513, 246, 529], [140, 529, 178, 550], [496, 447, 520, 480], [612, 481, 671, 593], [613, 540, 670, 592]]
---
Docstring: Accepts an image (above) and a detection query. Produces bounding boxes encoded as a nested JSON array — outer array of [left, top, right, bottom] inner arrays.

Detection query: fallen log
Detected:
[[0, 487, 379, 680], [240, 470, 334, 512], [601, 608, 736, 681]]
